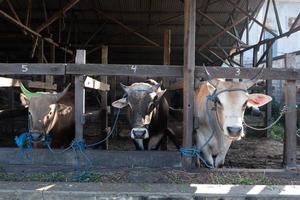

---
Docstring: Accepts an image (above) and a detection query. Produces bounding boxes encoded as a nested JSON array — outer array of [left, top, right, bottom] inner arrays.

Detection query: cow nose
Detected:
[[226, 126, 242, 137], [31, 132, 44, 141], [131, 128, 148, 139]]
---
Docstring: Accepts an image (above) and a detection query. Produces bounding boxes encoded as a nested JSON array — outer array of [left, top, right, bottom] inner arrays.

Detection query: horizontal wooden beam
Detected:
[[84, 76, 110, 91], [0, 64, 66, 75], [0, 63, 299, 80], [0, 148, 181, 168], [0, 77, 57, 90], [67, 64, 300, 80]]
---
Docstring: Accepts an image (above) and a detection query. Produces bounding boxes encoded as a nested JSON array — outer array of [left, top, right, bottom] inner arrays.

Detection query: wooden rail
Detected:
[[0, 64, 300, 80]]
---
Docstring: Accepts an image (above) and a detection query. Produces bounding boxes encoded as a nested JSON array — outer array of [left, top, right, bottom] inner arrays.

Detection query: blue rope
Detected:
[[179, 147, 214, 169], [15, 131, 33, 160], [15, 131, 33, 149]]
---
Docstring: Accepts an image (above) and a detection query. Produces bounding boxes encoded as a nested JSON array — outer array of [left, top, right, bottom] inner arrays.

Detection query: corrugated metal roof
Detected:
[[0, 0, 264, 64]]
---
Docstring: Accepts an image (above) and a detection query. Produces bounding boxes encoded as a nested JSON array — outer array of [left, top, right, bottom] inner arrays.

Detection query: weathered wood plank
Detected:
[[67, 64, 300, 80], [182, 0, 196, 169], [0, 77, 57, 90], [84, 76, 110, 91], [265, 42, 273, 137], [0, 63, 65, 75], [101, 46, 109, 150], [0, 148, 181, 168], [67, 64, 182, 77], [74, 50, 86, 141], [0, 63, 299, 80], [283, 54, 297, 170]]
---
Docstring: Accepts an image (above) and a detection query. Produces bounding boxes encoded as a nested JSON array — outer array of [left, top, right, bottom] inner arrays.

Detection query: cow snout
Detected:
[[31, 132, 44, 141], [226, 126, 242, 137], [130, 128, 149, 139]]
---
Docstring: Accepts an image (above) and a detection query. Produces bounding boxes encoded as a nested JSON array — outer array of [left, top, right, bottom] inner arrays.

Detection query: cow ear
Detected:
[[112, 98, 128, 109], [20, 93, 29, 107], [57, 104, 72, 115], [247, 93, 272, 108]]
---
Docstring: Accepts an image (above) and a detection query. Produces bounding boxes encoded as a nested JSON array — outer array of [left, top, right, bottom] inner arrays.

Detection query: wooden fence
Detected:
[[0, 51, 298, 170]]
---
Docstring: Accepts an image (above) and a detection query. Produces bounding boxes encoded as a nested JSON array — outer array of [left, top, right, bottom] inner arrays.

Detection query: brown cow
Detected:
[[19, 83, 74, 148]]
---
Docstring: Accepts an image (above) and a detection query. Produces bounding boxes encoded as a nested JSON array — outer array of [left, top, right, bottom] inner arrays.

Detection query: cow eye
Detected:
[[148, 102, 155, 112], [242, 100, 248, 109]]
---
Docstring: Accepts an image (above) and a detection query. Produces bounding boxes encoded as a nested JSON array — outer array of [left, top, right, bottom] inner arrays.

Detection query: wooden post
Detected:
[[74, 50, 86, 141], [265, 42, 273, 137], [101, 46, 109, 149], [46, 44, 55, 88], [164, 29, 171, 65], [182, 0, 196, 169], [253, 46, 258, 66], [36, 39, 44, 82], [161, 29, 171, 150], [283, 53, 297, 170]]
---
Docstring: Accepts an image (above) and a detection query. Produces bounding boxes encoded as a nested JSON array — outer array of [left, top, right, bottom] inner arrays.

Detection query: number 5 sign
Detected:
[[21, 64, 29, 73]]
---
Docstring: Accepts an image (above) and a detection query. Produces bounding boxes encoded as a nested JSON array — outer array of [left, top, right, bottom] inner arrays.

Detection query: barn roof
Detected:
[[0, 0, 263, 65]]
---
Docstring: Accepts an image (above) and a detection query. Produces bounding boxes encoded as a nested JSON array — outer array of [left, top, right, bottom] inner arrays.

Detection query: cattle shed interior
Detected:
[[0, 0, 262, 64], [0, 0, 299, 171]]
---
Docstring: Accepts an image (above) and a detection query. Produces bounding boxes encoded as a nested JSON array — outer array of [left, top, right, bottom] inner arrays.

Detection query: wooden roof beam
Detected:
[[197, 9, 246, 46], [0, 10, 73, 55], [95, 9, 160, 47], [226, 0, 277, 37], [35, 0, 80, 33], [197, 16, 247, 51]]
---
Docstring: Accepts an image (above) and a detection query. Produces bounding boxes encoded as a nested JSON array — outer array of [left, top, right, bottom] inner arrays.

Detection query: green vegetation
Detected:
[[270, 124, 284, 141]]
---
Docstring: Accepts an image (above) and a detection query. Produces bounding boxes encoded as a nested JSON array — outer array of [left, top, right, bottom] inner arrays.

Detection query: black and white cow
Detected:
[[112, 79, 179, 150]]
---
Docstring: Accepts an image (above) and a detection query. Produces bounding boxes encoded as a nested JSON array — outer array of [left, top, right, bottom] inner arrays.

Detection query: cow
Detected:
[[194, 68, 272, 168], [112, 79, 180, 150], [19, 83, 74, 148]]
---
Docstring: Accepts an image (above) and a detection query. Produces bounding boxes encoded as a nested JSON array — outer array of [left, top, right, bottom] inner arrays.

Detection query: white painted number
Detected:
[[131, 65, 137, 73], [235, 68, 240, 76], [21, 64, 28, 73]]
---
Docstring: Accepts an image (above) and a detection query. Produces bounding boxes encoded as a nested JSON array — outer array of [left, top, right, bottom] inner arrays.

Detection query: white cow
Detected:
[[194, 68, 272, 168]]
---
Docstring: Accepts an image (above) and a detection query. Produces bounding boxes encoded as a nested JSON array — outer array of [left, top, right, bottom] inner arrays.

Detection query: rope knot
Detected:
[[206, 95, 215, 102], [15, 132, 33, 149], [71, 139, 86, 150]]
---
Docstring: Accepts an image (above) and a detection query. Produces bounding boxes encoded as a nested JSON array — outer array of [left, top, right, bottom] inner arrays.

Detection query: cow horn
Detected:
[[243, 66, 265, 89], [120, 83, 130, 93], [203, 64, 219, 88], [56, 83, 71, 101], [152, 82, 161, 92], [19, 82, 42, 99]]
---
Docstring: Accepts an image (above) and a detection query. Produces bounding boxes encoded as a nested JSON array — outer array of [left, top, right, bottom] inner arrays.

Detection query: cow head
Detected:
[[112, 80, 166, 140], [19, 83, 72, 142], [205, 67, 272, 140]]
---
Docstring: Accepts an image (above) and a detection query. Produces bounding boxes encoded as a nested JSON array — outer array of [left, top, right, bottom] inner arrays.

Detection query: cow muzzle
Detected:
[[130, 128, 149, 139], [31, 132, 45, 142], [226, 126, 242, 139]]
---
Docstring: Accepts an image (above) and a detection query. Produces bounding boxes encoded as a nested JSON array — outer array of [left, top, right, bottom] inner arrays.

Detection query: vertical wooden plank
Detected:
[[46, 44, 55, 87], [283, 53, 297, 170], [253, 46, 258, 66], [101, 46, 109, 149], [75, 50, 86, 141], [182, 0, 196, 169], [37, 39, 44, 63], [163, 29, 171, 65], [37, 39, 44, 82], [265, 42, 273, 137], [161, 29, 171, 150]]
